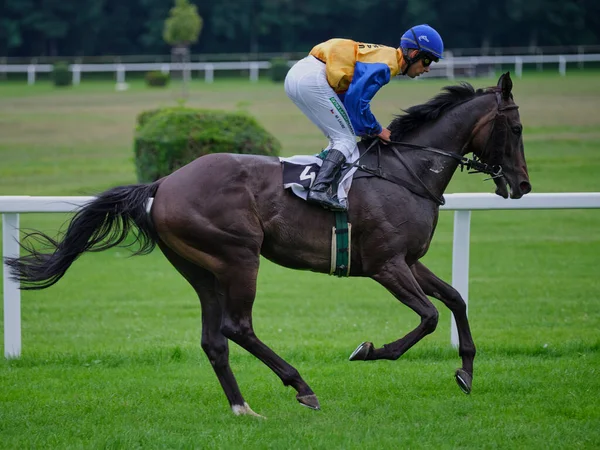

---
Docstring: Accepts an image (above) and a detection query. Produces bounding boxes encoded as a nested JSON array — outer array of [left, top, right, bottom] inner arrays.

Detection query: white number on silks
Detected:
[[299, 166, 316, 187]]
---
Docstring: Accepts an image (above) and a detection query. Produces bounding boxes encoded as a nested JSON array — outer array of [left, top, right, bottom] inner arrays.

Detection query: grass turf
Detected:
[[0, 71, 599, 449]]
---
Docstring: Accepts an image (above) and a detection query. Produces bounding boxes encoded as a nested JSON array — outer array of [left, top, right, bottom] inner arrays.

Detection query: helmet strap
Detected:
[[401, 28, 422, 75], [401, 49, 419, 75]]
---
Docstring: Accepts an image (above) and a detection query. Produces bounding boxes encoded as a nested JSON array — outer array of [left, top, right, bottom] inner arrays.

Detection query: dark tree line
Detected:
[[1, 0, 599, 58]]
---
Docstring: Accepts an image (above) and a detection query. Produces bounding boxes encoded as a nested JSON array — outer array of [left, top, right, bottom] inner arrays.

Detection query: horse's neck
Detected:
[[394, 99, 490, 197]]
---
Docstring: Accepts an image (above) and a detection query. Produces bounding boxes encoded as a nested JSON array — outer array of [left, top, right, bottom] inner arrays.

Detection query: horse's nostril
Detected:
[[520, 181, 532, 194]]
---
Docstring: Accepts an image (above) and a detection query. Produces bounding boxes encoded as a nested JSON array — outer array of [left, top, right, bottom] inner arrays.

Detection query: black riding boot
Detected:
[[307, 149, 347, 211]]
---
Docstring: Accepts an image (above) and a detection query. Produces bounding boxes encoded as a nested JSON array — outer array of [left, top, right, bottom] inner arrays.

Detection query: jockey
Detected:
[[284, 24, 444, 211]]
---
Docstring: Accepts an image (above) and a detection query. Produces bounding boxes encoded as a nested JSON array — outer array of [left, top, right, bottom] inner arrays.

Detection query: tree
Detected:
[[163, 0, 202, 47], [1, 0, 599, 58], [162, 0, 202, 98]]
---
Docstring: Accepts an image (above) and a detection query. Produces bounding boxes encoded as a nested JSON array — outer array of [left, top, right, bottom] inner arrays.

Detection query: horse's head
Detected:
[[468, 73, 532, 199]]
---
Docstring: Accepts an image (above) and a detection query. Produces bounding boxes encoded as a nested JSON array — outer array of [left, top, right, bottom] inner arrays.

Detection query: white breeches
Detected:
[[284, 56, 359, 163]]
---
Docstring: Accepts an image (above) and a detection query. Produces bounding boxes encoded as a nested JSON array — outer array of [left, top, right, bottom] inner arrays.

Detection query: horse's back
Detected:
[[174, 152, 280, 183], [152, 153, 279, 237], [159, 152, 279, 199]]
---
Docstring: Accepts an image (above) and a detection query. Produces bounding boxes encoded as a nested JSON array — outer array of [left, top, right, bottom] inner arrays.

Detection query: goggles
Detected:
[[417, 52, 438, 67]]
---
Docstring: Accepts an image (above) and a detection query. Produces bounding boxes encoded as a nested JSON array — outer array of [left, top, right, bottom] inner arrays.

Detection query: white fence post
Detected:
[[27, 65, 36, 85], [3, 213, 21, 358], [205, 63, 214, 83], [116, 64, 125, 85], [451, 210, 471, 348], [115, 64, 128, 91], [446, 55, 455, 80], [559, 56, 567, 76], [0, 57, 6, 80], [249, 62, 259, 82], [72, 64, 81, 85], [515, 57, 523, 78]]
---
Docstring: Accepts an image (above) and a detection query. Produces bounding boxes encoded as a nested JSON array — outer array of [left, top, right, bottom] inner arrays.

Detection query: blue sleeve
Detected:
[[342, 62, 391, 136]]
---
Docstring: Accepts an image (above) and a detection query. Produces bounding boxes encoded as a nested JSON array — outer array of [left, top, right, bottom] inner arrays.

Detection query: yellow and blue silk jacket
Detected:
[[310, 38, 404, 136]]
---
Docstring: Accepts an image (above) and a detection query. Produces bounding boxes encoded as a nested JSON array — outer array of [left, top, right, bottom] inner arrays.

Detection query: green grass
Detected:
[[1, 72, 600, 449]]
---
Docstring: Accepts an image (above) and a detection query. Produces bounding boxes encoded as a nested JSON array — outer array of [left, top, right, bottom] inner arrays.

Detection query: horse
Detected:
[[6, 72, 531, 417]]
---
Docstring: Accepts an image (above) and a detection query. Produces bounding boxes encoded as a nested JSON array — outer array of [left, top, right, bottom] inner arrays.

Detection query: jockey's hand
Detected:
[[377, 127, 391, 144]]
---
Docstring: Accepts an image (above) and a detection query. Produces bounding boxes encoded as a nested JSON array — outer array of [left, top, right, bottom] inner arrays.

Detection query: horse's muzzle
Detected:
[[508, 178, 532, 199], [494, 174, 531, 199]]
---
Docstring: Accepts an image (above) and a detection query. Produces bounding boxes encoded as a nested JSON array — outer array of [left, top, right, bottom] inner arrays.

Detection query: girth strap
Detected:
[[330, 211, 351, 277]]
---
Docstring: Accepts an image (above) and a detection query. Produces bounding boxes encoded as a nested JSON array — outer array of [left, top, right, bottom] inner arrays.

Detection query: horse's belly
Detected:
[[259, 202, 333, 273]]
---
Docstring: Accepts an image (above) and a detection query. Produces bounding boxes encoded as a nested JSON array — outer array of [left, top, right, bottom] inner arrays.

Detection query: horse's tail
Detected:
[[5, 182, 161, 290]]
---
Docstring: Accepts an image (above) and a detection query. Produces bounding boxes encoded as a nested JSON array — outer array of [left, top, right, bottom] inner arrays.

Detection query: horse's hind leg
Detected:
[[218, 261, 320, 410], [157, 242, 262, 417], [411, 261, 475, 394], [350, 257, 439, 362]]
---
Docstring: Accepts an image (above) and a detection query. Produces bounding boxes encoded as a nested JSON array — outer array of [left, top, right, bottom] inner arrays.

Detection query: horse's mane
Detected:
[[389, 82, 491, 139]]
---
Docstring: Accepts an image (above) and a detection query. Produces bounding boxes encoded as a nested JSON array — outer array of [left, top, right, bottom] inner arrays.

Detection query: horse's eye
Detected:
[[512, 126, 522, 135]]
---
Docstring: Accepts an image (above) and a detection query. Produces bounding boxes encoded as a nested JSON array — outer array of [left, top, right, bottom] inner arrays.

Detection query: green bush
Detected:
[[136, 109, 162, 128], [51, 62, 71, 87], [145, 71, 170, 87], [270, 58, 289, 83], [134, 107, 281, 182]]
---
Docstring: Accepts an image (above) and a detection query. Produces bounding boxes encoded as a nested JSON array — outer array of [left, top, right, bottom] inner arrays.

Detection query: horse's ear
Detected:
[[497, 72, 513, 100]]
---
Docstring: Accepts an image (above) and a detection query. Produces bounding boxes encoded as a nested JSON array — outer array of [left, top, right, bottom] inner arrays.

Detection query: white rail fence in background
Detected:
[[2, 53, 600, 86], [2, 193, 600, 358]]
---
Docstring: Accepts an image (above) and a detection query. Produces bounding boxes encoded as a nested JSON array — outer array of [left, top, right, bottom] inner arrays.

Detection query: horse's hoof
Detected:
[[297, 394, 320, 410], [349, 341, 373, 361], [231, 402, 266, 419], [455, 369, 472, 395]]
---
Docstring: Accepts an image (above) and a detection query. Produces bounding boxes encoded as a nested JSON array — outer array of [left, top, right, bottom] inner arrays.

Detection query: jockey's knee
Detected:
[[330, 141, 356, 159]]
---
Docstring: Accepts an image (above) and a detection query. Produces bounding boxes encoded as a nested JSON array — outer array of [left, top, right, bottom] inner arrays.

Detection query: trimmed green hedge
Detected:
[[52, 62, 71, 87], [145, 71, 170, 87], [134, 107, 281, 182]]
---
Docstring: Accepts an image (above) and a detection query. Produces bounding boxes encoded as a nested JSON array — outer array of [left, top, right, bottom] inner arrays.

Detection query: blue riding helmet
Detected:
[[400, 24, 444, 60]]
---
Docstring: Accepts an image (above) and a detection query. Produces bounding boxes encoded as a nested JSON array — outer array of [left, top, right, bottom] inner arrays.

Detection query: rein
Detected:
[[385, 139, 502, 178], [350, 138, 501, 206]]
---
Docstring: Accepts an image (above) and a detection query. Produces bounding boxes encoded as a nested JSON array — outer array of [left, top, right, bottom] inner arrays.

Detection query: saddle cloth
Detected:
[[279, 154, 359, 207]]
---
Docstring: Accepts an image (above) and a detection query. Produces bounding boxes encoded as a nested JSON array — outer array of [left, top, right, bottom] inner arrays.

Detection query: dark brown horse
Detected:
[[7, 73, 531, 417]]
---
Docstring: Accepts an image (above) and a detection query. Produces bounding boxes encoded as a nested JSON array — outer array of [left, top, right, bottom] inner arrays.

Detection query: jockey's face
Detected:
[[405, 50, 436, 78]]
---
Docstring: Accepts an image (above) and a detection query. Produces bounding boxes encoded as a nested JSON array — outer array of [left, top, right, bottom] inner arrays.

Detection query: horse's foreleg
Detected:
[[350, 259, 439, 361], [218, 265, 320, 411], [411, 261, 475, 394]]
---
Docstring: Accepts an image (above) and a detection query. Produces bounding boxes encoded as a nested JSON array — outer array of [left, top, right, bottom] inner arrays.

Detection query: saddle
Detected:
[[282, 138, 446, 208], [281, 140, 373, 195]]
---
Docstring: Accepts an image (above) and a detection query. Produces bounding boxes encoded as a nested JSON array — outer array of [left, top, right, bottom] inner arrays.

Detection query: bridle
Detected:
[[460, 88, 519, 172], [352, 89, 520, 205]]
